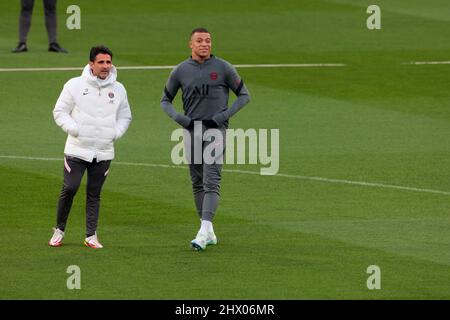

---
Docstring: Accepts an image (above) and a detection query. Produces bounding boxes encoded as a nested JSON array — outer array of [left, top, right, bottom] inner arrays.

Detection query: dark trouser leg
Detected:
[[185, 126, 204, 219], [19, 0, 35, 43], [56, 156, 86, 231], [201, 163, 222, 222], [85, 159, 111, 237], [201, 127, 226, 222], [43, 0, 57, 44], [189, 164, 204, 219]]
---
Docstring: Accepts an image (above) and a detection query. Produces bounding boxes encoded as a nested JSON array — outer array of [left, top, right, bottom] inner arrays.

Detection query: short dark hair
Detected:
[[89, 45, 113, 62], [190, 27, 210, 38]]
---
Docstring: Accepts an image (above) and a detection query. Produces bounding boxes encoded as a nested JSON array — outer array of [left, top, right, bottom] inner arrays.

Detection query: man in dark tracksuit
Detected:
[[12, 0, 68, 53], [161, 27, 250, 251]]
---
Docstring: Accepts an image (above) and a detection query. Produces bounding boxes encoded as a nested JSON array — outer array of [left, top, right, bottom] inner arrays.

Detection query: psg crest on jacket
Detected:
[[210, 71, 218, 80]]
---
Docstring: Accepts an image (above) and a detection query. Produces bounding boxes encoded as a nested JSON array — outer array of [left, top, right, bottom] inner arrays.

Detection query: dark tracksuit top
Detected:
[[160, 55, 250, 128]]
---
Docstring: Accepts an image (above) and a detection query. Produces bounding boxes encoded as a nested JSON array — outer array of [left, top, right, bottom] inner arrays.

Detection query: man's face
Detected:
[[89, 53, 112, 79], [189, 32, 211, 59]]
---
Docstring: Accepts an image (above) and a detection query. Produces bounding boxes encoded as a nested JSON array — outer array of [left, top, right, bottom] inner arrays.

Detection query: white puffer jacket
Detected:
[[53, 64, 132, 162]]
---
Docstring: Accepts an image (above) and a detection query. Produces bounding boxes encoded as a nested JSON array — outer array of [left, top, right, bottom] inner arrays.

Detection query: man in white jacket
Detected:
[[49, 45, 132, 249]]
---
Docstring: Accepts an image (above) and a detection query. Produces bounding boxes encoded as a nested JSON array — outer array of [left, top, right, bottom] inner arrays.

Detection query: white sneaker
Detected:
[[84, 232, 103, 249], [48, 228, 64, 247], [206, 232, 217, 246], [191, 232, 207, 251]]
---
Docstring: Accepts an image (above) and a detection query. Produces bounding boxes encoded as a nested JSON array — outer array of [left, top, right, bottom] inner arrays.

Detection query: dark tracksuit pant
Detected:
[[56, 156, 110, 237], [18, 0, 58, 44], [184, 125, 226, 222]]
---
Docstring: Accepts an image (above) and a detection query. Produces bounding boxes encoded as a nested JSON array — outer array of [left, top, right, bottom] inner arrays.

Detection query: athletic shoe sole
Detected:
[[84, 241, 102, 249], [191, 241, 205, 251], [48, 242, 63, 247]]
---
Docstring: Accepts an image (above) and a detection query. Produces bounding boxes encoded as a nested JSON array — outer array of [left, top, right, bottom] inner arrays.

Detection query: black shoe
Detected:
[[12, 42, 28, 53], [48, 42, 68, 53]]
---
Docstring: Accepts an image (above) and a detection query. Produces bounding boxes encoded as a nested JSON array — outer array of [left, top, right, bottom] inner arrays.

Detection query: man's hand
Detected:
[[185, 119, 194, 130], [212, 111, 228, 128], [176, 114, 193, 129], [202, 119, 219, 128], [182, 119, 218, 129], [68, 125, 79, 137]]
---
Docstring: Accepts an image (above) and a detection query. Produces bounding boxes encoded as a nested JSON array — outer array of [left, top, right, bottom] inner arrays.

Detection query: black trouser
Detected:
[[19, 0, 58, 44], [56, 156, 111, 237]]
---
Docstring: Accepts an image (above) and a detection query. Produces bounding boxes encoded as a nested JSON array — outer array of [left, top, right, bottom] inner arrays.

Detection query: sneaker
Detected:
[[48, 42, 68, 53], [191, 232, 207, 251], [206, 232, 217, 246], [48, 228, 64, 247], [12, 42, 28, 53], [84, 232, 103, 249]]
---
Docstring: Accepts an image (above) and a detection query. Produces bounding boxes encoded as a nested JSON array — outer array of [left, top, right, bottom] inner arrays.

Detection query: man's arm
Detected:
[[212, 63, 251, 126], [53, 83, 79, 137], [115, 88, 132, 140], [160, 68, 192, 128]]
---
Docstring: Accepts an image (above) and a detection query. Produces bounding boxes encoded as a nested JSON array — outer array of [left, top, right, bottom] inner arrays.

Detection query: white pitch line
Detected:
[[275, 173, 450, 196], [119, 64, 347, 69], [0, 67, 83, 72], [0, 63, 346, 73], [405, 61, 450, 65], [2, 61, 448, 72], [235, 63, 346, 68], [0, 155, 61, 161], [1, 155, 449, 196]]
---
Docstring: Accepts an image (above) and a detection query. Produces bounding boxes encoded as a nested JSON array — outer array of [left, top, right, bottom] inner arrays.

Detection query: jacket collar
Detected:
[[189, 54, 215, 65], [82, 64, 117, 88]]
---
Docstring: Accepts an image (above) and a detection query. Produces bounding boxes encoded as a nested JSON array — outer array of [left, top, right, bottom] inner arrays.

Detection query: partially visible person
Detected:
[[49, 45, 132, 249], [12, 0, 68, 53], [160, 27, 251, 251]]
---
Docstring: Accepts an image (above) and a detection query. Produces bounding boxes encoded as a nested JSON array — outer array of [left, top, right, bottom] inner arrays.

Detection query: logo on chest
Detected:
[[108, 91, 115, 104], [210, 72, 218, 80], [192, 84, 209, 97]]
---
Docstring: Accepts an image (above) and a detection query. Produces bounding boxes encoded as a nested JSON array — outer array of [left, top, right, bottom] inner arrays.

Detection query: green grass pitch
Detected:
[[0, 0, 449, 299]]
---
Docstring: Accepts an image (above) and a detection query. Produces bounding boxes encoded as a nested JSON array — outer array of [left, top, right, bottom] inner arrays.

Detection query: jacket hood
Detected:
[[82, 64, 117, 88]]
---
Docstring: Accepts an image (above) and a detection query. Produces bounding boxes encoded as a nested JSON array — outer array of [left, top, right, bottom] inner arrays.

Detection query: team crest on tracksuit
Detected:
[[108, 91, 115, 103], [210, 71, 218, 80]]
